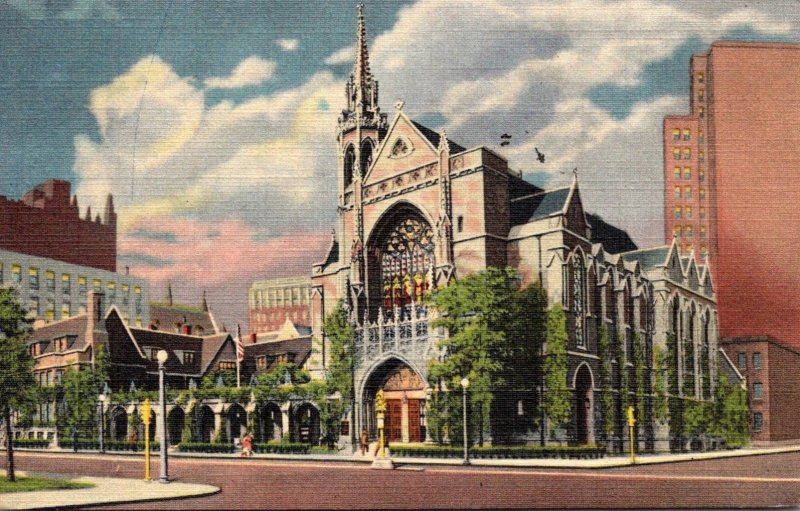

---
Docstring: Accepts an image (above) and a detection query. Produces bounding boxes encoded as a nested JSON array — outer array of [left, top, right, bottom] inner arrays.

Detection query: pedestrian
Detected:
[[71, 426, 78, 453], [128, 427, 138, 452], [360, 428, 368, 455], [241, 431, 254, 457]]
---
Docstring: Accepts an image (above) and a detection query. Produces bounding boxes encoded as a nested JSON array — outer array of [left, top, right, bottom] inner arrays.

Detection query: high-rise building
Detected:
[[664, 41, 800, 342], [248, 276, 311, 334]]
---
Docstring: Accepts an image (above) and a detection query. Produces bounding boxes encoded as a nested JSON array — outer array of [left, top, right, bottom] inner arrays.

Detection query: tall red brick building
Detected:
[[0, 180, 117, 272], [664, 41, 800, 343]]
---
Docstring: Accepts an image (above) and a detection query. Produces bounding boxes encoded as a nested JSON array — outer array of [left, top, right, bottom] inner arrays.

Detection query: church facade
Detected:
[[309, 4, 720, 450]]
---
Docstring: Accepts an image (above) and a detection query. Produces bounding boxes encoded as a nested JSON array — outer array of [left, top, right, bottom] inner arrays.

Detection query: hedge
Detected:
[[176, 442, 235, 453], [389, 444, 606, 459], [12, 438, 50, 449], [57, 438, 159, 451], [254, 442, 310, 454]]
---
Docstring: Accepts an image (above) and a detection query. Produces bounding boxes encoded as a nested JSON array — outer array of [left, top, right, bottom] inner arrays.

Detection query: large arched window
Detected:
[[343, 144, 356, 186], [573, 256, 585, 348], [380, 218, 435, 310]]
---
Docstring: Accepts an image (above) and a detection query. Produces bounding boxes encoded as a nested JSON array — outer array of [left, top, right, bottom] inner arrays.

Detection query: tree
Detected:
[[0, 287, 35, 482], [543, 303, 570, 435], [428, 266, 547, 445], [597, 326, 614, 437], [201, 368, 236, 389], [710, 372, 749, 448], [61, 344, 110, 441], [323, 301, 356, 445]]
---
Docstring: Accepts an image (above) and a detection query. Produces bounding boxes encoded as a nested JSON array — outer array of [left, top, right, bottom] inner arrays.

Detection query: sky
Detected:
[[1, 0, 799, 332]]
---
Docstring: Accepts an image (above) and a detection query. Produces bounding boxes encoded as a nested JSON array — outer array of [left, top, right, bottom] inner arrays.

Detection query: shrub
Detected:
[[389, 444, 606, 459], [253, 441, 310, 454], [12, 438, 50, 449], [176, 442, 235, 453]]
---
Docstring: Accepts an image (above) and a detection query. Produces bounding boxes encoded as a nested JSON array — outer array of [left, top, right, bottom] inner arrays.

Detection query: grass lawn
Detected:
[[0, 476, 94, 493]]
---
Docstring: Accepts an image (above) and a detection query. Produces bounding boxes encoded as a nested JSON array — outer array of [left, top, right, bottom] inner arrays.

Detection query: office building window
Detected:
[[62, 274, 70, 294], [753, 352, 762, 370], [674, 207, 681, 219], [700, 226, 706, 240], [673, 226, 681, 238], [29, 296, 39, 316], [697, 72, 704, 83], [121, 283, 129, 305], [699, 207, 706, 220], [698, 130, 704, 143], [683, 167, 691, 180], [753, 383, 763, 400], [46, 299, 55, 321], [699, 168, 705, 182], [674, 186, 681, 200], [699, 151, 705, 163], [685, 226, 693, 239], [45, 270, 55, 291], [79, 276, 87, 294], [92, 279, 101, 293], [107, 281, 116, 301], [61, 301, 71, 318], [685, 206, 692, 219], [683, 129, 691, 141], [753, 412, 763, 432], [673, 147, 681, 160], [699, 188, 706, 201], [738, 352, 747, 370], [700, 245, 708, 258], [699, 106, 705, 118], [29, 267, 39, 289], [698, 88, 704, 101], [683, 148, 692, 160], [12, 264, 21, 284], [673, 166, 681, 180], [672, 128, 680, 141], [684, 186, 692, 199]]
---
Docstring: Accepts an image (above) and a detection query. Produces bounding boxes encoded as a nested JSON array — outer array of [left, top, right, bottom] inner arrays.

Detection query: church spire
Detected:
[[354, 1, 371, 93]]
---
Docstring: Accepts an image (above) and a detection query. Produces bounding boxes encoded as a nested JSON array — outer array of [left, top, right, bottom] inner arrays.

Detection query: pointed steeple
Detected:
[[85, 205, 92, 222], [201, 289, 208, 312], [167, 281, 173, 306], [354, 1, 371, 92], [103, 193, 116, 226]]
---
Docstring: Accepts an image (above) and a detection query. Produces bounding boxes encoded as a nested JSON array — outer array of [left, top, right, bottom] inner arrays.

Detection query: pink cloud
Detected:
[[119, 217, 331, 333]]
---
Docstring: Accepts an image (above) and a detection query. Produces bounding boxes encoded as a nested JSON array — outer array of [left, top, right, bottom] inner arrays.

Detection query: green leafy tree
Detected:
[[429, 267, 521, 445], [0, 288, 35, 482], [597, 326, 614, 436], [710, 372, 749, 448], [322, 301, 356, 445], [61, 344, 111, 442], [543, 303, 570, 435]]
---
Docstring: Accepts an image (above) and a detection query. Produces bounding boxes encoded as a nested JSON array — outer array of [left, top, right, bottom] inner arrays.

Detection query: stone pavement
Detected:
[[0, 470, 219, 510]]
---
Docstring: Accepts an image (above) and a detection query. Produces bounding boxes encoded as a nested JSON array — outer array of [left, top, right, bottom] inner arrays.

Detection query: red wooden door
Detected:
[[386, 399, 403, 442], [407, 399, 421, 442]]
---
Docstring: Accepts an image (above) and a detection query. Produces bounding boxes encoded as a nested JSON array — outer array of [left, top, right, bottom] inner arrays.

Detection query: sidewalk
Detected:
[[14, 442, 800, 469], [0, 470, 219, 510]]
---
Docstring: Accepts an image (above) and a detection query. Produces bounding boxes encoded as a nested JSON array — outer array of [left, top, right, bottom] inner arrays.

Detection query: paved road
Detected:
[[6, 451, 800, 509]]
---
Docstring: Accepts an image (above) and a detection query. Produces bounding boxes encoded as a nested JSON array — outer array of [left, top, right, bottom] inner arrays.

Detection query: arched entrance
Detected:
[[110, 407, 127, 441], [362, 358, 427, 443], [227, 404, 247, 443], [167, 407, 185, 446], [198, 405, 215, 443], [294, 403, 320, 444], [258, 403, 283, 442], [366, 204, 436, 319], [574, 364, 594, 445]]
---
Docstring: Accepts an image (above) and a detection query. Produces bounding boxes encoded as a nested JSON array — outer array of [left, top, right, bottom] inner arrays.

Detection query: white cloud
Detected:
[[204, 56, 277, 89], [276, 38, 299, 51], [75, 56, 342, 237], [324, 45, 355, 66]]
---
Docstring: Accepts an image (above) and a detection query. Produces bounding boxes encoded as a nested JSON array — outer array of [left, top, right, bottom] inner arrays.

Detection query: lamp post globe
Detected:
[[156, 350, 169, 483], [460, 377, 469, 466]]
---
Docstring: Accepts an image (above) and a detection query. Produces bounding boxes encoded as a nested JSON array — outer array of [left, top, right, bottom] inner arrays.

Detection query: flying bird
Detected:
[[535, 147, 545, 163], [500, 133, 512, 139], [500, 141, 510, 147]]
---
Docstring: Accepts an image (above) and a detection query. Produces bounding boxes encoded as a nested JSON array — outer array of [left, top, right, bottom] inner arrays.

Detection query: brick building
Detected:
[[722, 337, 800, 445], [248, 276, 311, 333], [0, 180, 117, 272], [663, 41, 800, 343]]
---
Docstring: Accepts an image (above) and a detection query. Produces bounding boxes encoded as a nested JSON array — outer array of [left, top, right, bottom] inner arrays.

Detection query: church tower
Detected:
[[337, 1, 388, 316]]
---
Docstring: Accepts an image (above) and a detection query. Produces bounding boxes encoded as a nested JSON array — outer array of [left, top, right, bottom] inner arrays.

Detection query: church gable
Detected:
[[564, 186, 589, 236], [365, 113, 441, 186]]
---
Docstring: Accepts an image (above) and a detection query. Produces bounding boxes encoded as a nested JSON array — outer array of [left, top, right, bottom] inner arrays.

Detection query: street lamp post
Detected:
[[156, 349, 170, 484], [460, 377, 470, 466], [97, 392, 107, 454]]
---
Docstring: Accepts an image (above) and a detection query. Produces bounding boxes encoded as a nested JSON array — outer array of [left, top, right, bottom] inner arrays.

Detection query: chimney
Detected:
[[182, 324, 192, 335], [125, 266, 129, 275], [167, 281, 173, 306], [85, 291, 108, 363], [250, 333, 257, 344]]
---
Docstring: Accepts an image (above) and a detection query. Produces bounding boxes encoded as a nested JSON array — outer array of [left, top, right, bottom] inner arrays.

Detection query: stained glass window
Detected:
[[381, 218, 435, 310]]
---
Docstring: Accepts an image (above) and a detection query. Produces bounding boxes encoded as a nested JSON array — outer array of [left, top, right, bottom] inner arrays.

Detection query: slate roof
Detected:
[[200, 333, 234, 374], [621, 246, 670, 269], [510, 187, 570, 225], [411, 120, 466, 154], [29, 315, 89, 352], [587, 214, 638, 254], [508, 175, 542, 201], [244, 336, 312, 373], [149, 303, 217, 335]]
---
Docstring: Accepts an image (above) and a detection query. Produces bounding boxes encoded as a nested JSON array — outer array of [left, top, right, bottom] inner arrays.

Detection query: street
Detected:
[[5, 451, 800, 509]]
